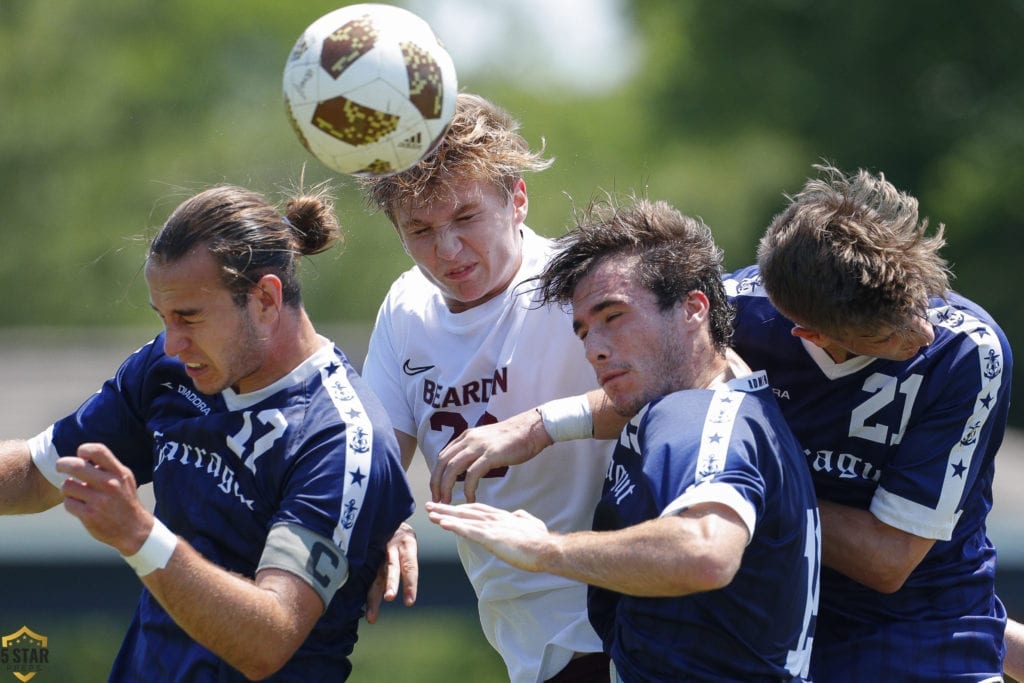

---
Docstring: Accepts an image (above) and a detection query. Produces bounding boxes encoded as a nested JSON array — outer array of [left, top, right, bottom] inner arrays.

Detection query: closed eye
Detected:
[[407, 226, 432, 238]]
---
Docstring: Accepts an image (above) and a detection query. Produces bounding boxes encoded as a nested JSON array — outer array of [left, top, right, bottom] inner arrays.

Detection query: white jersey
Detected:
[[364, 226, 611, 682]]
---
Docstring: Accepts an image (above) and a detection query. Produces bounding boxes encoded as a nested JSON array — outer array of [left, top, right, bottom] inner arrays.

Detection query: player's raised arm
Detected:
[[0, 439, 64, 514], [431, 389, 625, 503], [427, 500, 748, 596], [57, 442, 325, 679]]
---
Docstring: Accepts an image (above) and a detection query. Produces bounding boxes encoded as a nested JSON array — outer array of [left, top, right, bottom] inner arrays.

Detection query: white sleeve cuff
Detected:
[[662, 481, 756, 545], [870, 486, 955, 541], [27, 426, 66, 490]]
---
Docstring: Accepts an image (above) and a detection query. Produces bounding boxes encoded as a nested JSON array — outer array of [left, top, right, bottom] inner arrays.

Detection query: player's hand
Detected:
[[425, 501, 551, 573], [431, 409, 553, 504], [55, 442, 152, 556], [365, 522, 418, 624]]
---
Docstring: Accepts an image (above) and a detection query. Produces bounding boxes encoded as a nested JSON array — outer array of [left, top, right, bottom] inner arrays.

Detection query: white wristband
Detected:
[[538, 395, 593, 442], [122, 518, 178, 577]]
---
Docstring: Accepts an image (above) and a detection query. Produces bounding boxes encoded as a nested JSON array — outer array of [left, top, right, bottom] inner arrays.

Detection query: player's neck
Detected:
[[822, 343, 854, 364], [236, 311, 324, 393], [700, 356, 733, 390]]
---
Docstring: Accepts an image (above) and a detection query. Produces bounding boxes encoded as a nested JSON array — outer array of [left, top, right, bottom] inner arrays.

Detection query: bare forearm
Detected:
[[588, 390, 629, 440], [142, 541, 317, 679], [818, 499, 933, 593], [538, 513, 744, 597], [0, 440, 62, 514], [1004, 617, 1024, 682]]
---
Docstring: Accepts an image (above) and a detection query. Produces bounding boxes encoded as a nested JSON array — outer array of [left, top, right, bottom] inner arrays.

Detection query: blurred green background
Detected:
[[2, 0, 1023, 680], [2, 0, 1021, 424]]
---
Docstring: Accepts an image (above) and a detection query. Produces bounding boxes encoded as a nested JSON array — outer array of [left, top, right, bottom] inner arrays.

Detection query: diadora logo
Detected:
[[402, 359, 434, 376], [162, 382, 211, 415]]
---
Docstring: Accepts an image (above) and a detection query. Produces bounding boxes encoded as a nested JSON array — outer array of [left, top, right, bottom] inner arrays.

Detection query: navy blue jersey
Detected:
[[589, 372, 820, 682], [36, 334, 414, 682], [726, 265, 1011, 681]]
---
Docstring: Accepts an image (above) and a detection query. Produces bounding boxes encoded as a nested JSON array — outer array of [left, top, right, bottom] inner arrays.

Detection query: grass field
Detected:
[[1, 610, 505, 682], [351, 610, 506, 681]]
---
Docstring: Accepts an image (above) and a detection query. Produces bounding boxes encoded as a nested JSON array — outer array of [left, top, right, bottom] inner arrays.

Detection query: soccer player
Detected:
[[0, 185, 414, 681], [427, 197, 821, 681], [725, 164, 1011, 681], [438, 165, 1013, 681], [358, 93, 616, 682]]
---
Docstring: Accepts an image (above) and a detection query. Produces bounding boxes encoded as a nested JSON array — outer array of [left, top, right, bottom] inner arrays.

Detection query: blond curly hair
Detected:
[[359, 93, 552, 220]]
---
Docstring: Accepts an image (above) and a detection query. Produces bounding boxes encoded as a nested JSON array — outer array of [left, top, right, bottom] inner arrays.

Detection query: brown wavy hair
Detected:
[[758, 164, 950, 335]]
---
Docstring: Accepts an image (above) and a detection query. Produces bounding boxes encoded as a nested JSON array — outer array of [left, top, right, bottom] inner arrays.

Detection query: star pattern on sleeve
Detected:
[[349, 467, 366, 486], [950, 460, 967, 479]]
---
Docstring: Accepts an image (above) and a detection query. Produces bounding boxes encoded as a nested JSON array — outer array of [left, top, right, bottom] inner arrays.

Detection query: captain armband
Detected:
[[538, 394, 593, 442], [258, 522, 349, 611], [122, 518, 178, 577]]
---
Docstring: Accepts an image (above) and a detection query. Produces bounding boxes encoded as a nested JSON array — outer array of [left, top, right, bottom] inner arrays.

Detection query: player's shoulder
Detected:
[[929, 292, 1011, 359], [933, 292, 1005, 333], [647, 374, 774, 424], [119, 333, 194, 393], [641, 390, 717, 434]]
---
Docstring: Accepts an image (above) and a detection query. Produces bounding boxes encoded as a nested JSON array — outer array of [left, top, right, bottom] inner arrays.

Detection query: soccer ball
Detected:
[[283, 3, 458, 177]]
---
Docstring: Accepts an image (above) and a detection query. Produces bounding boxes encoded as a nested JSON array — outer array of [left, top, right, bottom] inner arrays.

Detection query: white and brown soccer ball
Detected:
[[284, 3, 458, 177]]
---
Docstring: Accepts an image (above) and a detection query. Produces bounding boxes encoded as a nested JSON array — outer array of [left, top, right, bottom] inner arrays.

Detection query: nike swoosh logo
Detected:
[[402, 359, 435, 376]]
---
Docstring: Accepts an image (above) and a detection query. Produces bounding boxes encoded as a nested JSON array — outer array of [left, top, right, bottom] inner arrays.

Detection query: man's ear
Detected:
[[252, 274, 284, 316], [511, 177, 528, 224], [790, 325, 829, 348], [681, 290, 710, 322]]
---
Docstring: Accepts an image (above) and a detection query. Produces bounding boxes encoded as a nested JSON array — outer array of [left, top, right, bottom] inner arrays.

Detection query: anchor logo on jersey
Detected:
[[983, 349, 1001, 380], [960, 419, 982, 447], [341, 499, 359, 529], [934, 307, 965, 328], [709, 409, 730, 424], [350, 427, 371, 453], [698, 454, 723, 479]]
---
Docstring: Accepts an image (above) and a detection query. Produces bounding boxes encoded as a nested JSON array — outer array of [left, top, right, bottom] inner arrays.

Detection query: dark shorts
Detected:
[[546, 652, 611, 682]]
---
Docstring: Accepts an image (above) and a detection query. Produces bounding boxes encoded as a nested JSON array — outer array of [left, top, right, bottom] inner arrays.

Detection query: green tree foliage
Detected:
[[0, 0, 405, 326], [626, 0, 1024, 421], [2, 0, 1021, 422]]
